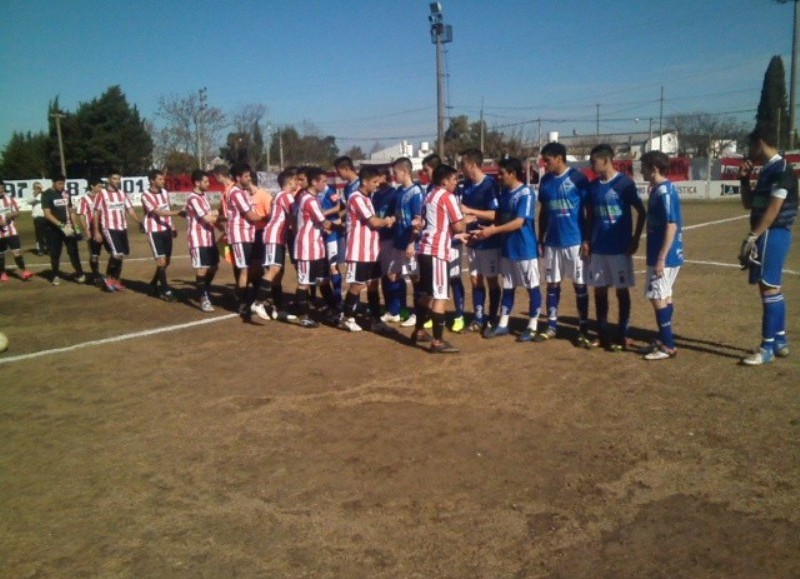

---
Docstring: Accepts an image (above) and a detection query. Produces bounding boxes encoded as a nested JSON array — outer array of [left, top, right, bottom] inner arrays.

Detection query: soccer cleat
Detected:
[[275, 310, 298, 322], [75, 274, 87, 284], [112, 279, 126, 291], [423, 318, 433, 330], [483, 325, 510, 339], [411, 329, 433, 344], [147, 284, 159, 297], [51, 275, 61, 286], [430, 340, 460, 354], [21, 270, 33, 281], [102, 276, 116, 293], [774, 343, 789, 358], [516, 328, 537, 343], [370, 319, 394, 334], [451, 315, 465, 333], [200, 298, 215, 313], [380, 312, 402, 324], [466, 318, 485, 333], [160, 290, 177, 303], [532, 327, 556, 342], [298, 317, 319, 329], [338, 317, 363, 332], [644, 345, 678, 361], [400, 313, 417, 328], [0, 272, 8, 283], [742, 347, 775, 366], [575, 333, 594, 349], [251, 302, 272, 321]]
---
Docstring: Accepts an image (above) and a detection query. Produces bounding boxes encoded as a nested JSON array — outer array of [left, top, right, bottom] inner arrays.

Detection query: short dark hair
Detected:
[[541, 142, 567, 161], [359, 165, 380, 182], [107, 169, 121, 177], [748, 127, 778, 148], [641, 151, 670, 176], [459, 148, 483, 166], [305, 166, 327, 184], [88, 176, 104, 187], [231, 162, 251, 179], [334, 156, 354, 171], [213, 164, 230, 178], [392, 157, 413, 173], [498, 157, 525, 181], [589, 144, 614, 161], [53, 174, 67, 183], [191, 169, 208, 184], [148, 168, 164, 182], [277, 168, 296, 189], [432, 164, 457, 186], [294, 166, 309, 179], [422, 153, 442, 169]]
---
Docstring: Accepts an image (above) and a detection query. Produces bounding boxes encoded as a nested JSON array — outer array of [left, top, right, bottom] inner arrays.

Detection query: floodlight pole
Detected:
[[430, 3, 452, 159], [50, 112, 67, 176]]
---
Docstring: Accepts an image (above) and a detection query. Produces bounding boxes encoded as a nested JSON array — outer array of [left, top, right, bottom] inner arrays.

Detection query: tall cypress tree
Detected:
[[755, 55, 791, 149]]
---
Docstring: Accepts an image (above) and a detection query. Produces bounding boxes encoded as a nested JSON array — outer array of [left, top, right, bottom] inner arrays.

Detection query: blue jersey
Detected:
[[646, 180, 684, 267], [371, 184, 398, 242], [461, 175, 501, 250], [588, 173, 645, 255], [750, 155, 798, 231], [343, 179, 361, 202], [539, 167, 589, 247], [394, 182, 424, 250], [318, 186, 342, 243], [498, 184, 538, 260]]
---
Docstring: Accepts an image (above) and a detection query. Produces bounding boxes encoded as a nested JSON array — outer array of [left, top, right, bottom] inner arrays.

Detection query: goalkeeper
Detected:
[[738, 129, 798, 366], [41, 174, 85, 286]]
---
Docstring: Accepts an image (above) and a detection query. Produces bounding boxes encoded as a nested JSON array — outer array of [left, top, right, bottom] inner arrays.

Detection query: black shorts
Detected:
[[263, 243, 286, 268], [418, 253, 450, 300], [296, 258, 329, 286], [190, 245, 220, 269], [0, 235, 21, 252], [251, 235, 266, 266], [148, 230, 173, 259], [102, 229, 130, 257], [231, 242, 253, 269], [345, 260, 381, 285]]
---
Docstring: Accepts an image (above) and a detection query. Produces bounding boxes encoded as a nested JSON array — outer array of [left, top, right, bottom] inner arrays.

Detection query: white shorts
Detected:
[[543, 245, 585, 284], [587, 254, 635, 288], [645, 266, 680, 300], [468, 247, 501, 277], [501, 257, 540, 289], [386, 246, 418, 277], [378, 239, 394, 277], [448, 244, 463, 277], [419, 254, 449, 300]]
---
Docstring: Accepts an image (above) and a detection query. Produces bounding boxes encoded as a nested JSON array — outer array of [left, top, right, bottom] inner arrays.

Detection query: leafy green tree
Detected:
[[268, 124, 339, 167], [0, 131, 49, 178], [755, 55, 791, 149]]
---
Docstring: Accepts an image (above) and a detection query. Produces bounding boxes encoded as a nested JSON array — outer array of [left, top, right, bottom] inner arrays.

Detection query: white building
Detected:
[[363, 140, 434, 171]]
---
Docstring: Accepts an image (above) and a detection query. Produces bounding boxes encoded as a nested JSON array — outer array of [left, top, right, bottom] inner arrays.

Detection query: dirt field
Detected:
[[1, 200, 798, 578]]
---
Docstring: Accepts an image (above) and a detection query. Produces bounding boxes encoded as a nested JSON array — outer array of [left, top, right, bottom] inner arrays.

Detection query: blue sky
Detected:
[[0, 0, 795, 155]]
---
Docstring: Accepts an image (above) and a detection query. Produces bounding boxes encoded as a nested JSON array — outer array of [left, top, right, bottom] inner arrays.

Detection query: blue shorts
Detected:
[[749, 227, 792, 288]]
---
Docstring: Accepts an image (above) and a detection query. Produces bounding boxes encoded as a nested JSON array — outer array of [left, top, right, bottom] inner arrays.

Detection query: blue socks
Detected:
[[501, 288, 515, 317], [389, 278, 405, 316], [655, 304, 675, 349], [473, 285, 486, 322], [546, 286, 561, 329], [451, 277, 465, 317], [528, 286, 542, 319], [762, 293, 784, 351]]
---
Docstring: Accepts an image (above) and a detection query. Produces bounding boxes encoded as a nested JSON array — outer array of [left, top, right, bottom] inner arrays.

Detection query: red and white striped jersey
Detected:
[[141, 188, 174, 233], [293, 190, 327, 261], [345, 191, 379, 262], [184, 191, 216, 248], [263, 190, 294, 245], [76, 194, 98, 230], [225, 186, 255, 244], [95, 188, 133, 231], [0, 196, 20, 237], [418, 187, 463, 260]]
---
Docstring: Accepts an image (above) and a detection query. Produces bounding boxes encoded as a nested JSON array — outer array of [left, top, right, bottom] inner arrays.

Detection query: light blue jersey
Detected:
[[646, 180, 684, 267], [393, 183, 424, 250], [318, 186, 342, 243], [498, 184, 538, 261], [588, 173, 644, 255], [461, 175, 501, 250], [539, 167, 589, 247], [343, 179, 361, 202]]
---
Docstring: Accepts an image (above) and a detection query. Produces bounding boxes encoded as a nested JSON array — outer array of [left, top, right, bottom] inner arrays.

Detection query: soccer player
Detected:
[[0, 180, 33, 282], [30, 182, 48, 255], [93, 170, 142, 292], [246, 170, 273, 319], [213, 164, 237, 279], [334, 155, 361, 202], [76, 177, 105, 286], [141, 169, 181, 301], [185, 170, 220, 312], [225, 163, 265, 321], [414, 164, 470, 353], [319, 166, 345, 306], [339, 166, 396, 332], [371, 167, 400, 322], [738, 128, 798, 365], [422, 153, 466, 332], [388, 157, 425, 328], [471, 157, 542, 341], [586, 144, 646, 351], [293, 167, 338, 328], [641, 151, 684, 361], [252, 168, 297, 320], [536, 142, 591, 345], [41, 174, 85, 285], [458, 148, 501, 332]]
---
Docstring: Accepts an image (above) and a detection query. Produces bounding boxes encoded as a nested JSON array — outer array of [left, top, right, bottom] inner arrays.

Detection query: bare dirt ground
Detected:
[[1, 201, 798, 578]]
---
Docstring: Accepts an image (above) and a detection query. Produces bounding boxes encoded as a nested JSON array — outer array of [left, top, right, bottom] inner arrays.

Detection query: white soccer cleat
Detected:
[[380, 312, 402, 324], [200, 298, 215, 313], [742, 347, 774, 366], [400, 313, 417, 327], [339, 317, 363, 332], [251, 302, 271, 321]]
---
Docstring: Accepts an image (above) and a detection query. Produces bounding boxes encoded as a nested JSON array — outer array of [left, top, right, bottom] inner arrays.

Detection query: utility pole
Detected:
[[50, 112, 67, 176], [429, 3, 452, 159], [266, 123, 272, 170], [278, 129, 284, 170], [480, 97, 485, 153], [596, 103, 600, 136], [659, 86, 664, 151], [198, 87, 207, 169]]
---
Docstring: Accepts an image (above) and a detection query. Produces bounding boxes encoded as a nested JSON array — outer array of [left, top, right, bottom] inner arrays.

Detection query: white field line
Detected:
[[632, 255, 798, 275], [20, 254, 190, 270], [0, 314, 237, 365]]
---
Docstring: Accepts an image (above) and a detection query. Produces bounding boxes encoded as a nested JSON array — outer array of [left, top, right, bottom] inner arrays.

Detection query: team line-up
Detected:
[[0, 130, 795, 364]]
